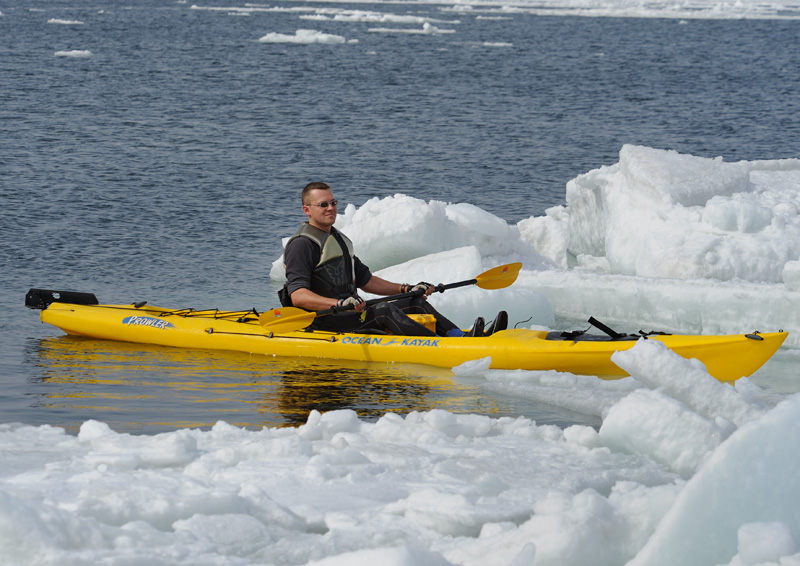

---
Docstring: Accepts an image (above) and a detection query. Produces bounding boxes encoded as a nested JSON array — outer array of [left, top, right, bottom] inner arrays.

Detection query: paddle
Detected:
[[259, 262, 522, 334]]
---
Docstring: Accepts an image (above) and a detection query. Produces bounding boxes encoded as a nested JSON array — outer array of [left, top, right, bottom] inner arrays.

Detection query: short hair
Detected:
[[302, 182, 331, 204]]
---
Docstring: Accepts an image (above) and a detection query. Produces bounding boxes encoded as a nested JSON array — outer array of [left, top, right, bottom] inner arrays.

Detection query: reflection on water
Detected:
[[277, 367, 444, 427], [26, 335, 562, 434], [750, 348, 800, 397]]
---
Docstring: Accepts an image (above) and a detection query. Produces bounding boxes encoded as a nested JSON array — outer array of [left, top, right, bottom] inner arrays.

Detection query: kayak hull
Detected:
[[39, 302, 788, 382]]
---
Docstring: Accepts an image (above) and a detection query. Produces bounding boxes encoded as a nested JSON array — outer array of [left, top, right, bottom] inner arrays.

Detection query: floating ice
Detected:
[[730, 522, 797, 566], [48, 18, 84, 24], [54, 50, 92, 57], [299, 9, 459, 24], [194, 0, 800, 20], [784, 261, 800, 291], [3, 386, 799, 564], [627, 394, 800, 566], [258, 29, 354, 44], [544, 145, 800, 283], [369, 22, 456, 34]]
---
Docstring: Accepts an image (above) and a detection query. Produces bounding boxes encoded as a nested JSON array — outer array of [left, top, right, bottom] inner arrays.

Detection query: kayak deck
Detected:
[[34, 301, 788, 382]]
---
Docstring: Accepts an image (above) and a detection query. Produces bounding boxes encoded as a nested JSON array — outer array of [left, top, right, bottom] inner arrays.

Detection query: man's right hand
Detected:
[[335, 295, 366, 313]]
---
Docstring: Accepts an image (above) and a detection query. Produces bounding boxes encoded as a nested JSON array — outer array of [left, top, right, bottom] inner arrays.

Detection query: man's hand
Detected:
[[403, 282, 434, 296], [335, 295, 366, 313]]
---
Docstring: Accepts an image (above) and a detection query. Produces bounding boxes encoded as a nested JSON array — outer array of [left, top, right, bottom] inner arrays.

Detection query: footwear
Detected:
[[484, 311, 508, 336], [465, 317, 485, 337]]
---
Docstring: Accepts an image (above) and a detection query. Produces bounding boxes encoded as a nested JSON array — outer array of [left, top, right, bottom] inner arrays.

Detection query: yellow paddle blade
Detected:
[[474, 262, 522, 290], [259, 307, 315, 334]]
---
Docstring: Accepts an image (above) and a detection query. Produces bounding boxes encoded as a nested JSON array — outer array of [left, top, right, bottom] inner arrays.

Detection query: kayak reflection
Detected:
[[277, 365, 443, 427], [24, 335, 479, 433]]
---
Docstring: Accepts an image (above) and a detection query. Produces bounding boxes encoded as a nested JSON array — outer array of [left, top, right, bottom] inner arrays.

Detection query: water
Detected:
[[2, 1, 798, 433]]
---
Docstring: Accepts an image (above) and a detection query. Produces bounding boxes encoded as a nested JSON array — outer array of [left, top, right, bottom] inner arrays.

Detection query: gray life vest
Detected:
[[279, 223, 357, 306]]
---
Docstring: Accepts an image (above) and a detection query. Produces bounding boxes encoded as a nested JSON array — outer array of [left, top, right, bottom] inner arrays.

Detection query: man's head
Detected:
[[302, 182, 338, 232]]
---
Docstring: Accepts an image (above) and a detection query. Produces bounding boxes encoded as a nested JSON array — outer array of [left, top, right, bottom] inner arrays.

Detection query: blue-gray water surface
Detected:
[[1, 0, 798, 432]]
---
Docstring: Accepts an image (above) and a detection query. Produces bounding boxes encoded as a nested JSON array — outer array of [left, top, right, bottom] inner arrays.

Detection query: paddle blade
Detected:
[[474, 262, 522, 290], [259, 307, 315, 334]]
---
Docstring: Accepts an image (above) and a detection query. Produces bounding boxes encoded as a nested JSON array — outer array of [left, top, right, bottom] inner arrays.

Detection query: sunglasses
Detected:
[[306, 199, 339, 209]]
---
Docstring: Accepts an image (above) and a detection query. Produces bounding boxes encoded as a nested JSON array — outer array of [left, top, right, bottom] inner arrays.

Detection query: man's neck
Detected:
[[308, 221, 333, 233]]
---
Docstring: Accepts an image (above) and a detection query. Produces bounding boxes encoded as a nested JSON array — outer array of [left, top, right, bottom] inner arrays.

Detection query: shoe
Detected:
[[484, 311, 508, 336], [465, 317, 485, 337]]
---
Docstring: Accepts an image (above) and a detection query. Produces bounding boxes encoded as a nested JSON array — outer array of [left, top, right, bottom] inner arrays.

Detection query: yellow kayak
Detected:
[[28, 290, 787, 382]]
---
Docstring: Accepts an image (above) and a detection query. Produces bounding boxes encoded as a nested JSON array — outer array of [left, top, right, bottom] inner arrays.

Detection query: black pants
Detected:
[[309, 297, 460, 336]]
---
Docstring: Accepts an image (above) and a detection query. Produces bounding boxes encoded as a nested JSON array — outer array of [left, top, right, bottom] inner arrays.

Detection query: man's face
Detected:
[[303, 188, 338, 231]]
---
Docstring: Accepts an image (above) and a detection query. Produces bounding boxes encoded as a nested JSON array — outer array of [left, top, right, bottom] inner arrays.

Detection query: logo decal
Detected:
[[122, 316, 174, 330], [340, 336, 440, 347]]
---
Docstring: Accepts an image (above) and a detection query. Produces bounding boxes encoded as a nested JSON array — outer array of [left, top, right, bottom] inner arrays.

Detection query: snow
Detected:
[[5, 143, 799, 564]]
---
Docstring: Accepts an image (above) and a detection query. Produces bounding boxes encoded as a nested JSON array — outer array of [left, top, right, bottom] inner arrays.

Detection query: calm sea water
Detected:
[[2, 1, 798, 433]]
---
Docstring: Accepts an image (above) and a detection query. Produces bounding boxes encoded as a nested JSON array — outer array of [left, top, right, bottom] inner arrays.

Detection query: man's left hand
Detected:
[[335, 295, 366, 312], [409, 282, 434, 296]]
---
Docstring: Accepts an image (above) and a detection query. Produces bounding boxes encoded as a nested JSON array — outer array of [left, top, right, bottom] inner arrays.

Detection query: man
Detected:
[[280, 182, 504, 337]]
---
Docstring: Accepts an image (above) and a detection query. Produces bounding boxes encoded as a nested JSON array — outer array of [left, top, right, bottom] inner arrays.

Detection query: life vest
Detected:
[[279, 223, 357, 306]]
